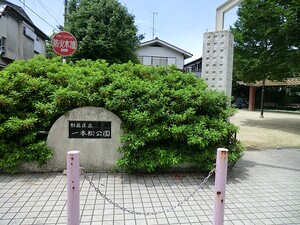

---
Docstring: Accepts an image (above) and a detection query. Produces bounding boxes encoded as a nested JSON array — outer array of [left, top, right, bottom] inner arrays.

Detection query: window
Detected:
[[0, 37, 6, 54], [151, 57, 167, 66], [23, 25, 36, 40], [139, 56, 175, 67], [34, 37, 42, 53], [191, 63, 201, 72], [138, 56, 143, 64]]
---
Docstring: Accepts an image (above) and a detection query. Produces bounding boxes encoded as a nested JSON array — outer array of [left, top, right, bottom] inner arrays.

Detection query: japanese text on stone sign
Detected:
[[69, 121, 111, 139]]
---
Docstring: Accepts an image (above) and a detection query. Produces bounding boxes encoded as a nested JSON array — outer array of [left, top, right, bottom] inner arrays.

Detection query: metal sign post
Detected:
[[213, 148, 228, 225], [67, 150, 80, 225]]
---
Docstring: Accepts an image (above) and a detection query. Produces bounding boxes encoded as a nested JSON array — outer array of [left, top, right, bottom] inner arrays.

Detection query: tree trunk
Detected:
[[260, 79, 265, 118]]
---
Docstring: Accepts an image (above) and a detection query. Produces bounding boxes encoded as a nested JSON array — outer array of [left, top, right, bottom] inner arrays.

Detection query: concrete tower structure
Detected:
[[201, 31, 234, 96], [201, 0, 243, 96]]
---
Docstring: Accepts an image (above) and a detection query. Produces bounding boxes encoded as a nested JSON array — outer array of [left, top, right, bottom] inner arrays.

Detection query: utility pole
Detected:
[[151, 11, 158, 39], [64, 0, 68, 27], [63, 0, 68, 64], [23, 0, 25, 10]]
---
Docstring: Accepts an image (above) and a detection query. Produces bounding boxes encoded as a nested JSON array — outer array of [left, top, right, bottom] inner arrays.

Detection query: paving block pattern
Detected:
[[0, 149, 299, 225]]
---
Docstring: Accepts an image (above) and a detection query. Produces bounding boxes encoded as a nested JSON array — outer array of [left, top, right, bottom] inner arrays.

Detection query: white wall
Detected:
[[0, 15, 7, 38], [4, 14, 22, 60]]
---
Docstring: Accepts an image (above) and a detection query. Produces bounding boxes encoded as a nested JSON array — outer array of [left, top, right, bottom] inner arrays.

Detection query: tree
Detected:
[[65, 0, 143, 63], [284, 0, 300, 72], [231, 0, 300, 117]]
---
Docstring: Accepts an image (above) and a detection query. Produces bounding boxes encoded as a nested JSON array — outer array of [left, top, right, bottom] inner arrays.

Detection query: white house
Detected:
[[137, 37, 193, 70], [0, 0, 49, 68]]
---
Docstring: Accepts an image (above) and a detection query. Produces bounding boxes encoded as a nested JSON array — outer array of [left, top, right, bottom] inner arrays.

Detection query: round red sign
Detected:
[[52, 31, 77, 56]]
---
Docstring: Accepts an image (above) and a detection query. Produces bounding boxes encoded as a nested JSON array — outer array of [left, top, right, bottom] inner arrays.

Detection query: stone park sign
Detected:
[[20, 107, 196, 172], [45, 107, 123, 172]]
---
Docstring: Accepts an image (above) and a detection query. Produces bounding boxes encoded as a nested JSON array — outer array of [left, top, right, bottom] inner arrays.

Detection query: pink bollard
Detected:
[[67, 150, 80, 225], [213, 148, 228, 225]]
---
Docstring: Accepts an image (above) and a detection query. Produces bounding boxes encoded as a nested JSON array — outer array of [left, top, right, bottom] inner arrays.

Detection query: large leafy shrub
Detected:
[[0, 56, 242, 173]]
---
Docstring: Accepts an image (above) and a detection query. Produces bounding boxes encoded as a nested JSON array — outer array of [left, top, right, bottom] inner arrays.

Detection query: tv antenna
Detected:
[[151, 11, 158, 39]]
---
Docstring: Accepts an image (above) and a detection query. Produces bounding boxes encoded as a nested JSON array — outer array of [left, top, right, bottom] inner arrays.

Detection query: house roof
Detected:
[[0, 0, 32, 22], [0, 0, 49, 40], [184, 57, 202, 67], [139, 37, 193, 59], [238, 77, 300, 87]]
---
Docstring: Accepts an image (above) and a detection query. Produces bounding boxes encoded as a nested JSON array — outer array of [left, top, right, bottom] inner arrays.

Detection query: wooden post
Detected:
[[213, 148, 228, 225], [67, 150, 80, 225]]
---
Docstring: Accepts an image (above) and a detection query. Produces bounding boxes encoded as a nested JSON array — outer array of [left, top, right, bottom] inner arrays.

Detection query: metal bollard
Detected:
[[213, 148, 228, 225], [67, 150, 80, 225]]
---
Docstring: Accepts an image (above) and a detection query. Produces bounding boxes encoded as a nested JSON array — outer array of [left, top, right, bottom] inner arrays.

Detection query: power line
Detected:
[[36, 0, 61, 26], [56, 1, 65, 27], [17, 0, 59, 32]]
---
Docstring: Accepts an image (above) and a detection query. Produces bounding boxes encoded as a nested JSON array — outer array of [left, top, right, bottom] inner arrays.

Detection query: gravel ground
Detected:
[[230, 110, 300, 149]]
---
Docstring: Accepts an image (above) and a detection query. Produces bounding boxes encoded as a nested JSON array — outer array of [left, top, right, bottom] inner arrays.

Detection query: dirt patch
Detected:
[[230, 110, 300, 149]]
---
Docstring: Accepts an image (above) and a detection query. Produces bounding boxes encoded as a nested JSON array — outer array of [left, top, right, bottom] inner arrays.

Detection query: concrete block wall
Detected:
[[201, 30, 234, 96]]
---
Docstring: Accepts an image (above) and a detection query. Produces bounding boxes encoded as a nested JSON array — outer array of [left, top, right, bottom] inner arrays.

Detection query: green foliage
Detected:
[[231, 0, 300, 83], [65, 0, 142, 63], [0, 56, 242, 173]]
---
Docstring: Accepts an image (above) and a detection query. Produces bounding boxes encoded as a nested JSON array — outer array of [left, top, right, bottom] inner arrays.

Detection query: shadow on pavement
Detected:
[[240, 117, 300, 135], [227, 151, 300, 185], [227, 158, 251, 184]]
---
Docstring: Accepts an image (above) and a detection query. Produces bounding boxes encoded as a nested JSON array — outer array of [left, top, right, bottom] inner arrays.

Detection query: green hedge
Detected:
[[0, 56, 242, 173]]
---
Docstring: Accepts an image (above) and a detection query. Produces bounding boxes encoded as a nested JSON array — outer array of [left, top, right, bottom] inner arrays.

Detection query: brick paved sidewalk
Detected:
[[0, 149, 299, 225]]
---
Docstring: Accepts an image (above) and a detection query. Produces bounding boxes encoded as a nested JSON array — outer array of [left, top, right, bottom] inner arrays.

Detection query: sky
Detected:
[[7, 0, 239, 62]]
